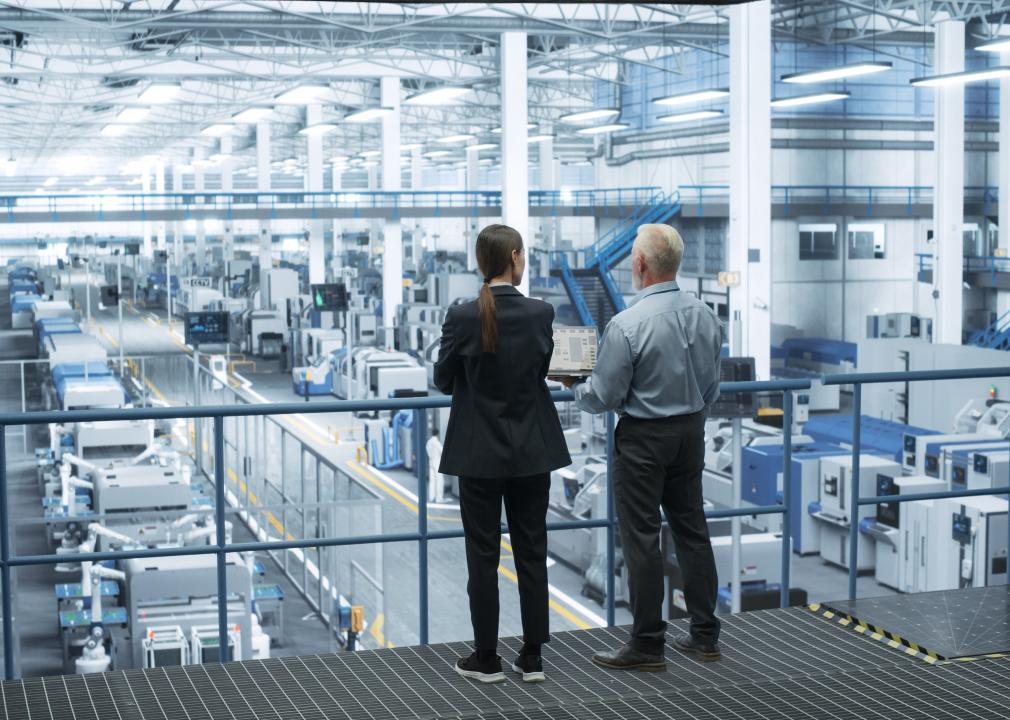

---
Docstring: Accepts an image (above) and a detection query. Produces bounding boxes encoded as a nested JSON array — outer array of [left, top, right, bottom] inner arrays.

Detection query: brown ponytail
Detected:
[[475, 223, 523, 353]]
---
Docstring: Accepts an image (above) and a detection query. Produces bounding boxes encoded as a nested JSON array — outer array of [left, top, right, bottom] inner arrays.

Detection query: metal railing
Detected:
[[0, 366, 1007, 679], [679, 184, 999, 217], [0, 187, 663, 222]]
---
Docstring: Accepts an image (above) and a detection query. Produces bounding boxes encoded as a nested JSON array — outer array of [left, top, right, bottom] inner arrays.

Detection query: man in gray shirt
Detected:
[[557, 223, 723, 668]]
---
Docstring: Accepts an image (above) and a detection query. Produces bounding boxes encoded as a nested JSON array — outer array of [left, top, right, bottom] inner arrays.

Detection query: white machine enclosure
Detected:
[[969, 449, 1010, 491], [941, 440, 1010, 488], [94, 465, 190, 514], [930, 496, 1009, 591], [867, 475, 945, 591], [901, 432, 994, 477], [813, 455, 902, 571], [47, 333, 107, 370]]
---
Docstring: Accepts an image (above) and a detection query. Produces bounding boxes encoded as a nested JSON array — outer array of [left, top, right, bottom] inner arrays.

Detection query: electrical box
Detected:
[[930, 496, 1009, 591], [868, 475, 945, 591]]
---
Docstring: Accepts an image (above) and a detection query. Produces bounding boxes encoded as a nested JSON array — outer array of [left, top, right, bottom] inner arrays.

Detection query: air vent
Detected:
[[101, 77, 141, 89]]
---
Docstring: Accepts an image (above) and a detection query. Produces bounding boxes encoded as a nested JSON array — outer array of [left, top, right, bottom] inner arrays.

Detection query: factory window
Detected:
[[798, 224, 838, 261], [848, 223, 886, 260]]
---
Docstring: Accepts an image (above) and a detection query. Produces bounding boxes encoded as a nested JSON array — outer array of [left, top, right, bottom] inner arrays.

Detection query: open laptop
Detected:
[[549, 326, 598, 376]]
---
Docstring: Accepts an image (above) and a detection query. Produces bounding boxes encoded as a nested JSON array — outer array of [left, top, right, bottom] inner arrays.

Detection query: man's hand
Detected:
[[548, 375, 584, 389]]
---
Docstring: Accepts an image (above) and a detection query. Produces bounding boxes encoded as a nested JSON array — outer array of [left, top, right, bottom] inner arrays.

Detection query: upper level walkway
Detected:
[[0, 188, 657, 225], [1, 590, 1007, 720]]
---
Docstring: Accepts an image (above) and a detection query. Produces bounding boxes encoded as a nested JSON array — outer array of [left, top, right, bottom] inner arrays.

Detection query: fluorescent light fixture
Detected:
[[977, 37, 1010, 52], [343, 107, 394, 123], [423, 150, 452, 158], [100, 124, 129, 137], [437, 133, 476, 144], [404, 86, 470, 105], [770, 91, 851, 108], [209, 153, 231, 163], [201, 123, 236, 136], [361, 160, 379, 167], [478, 158, 493, 165], [528, 134, 555, 143], [282, 236, 301, 252], [137, 83, 181, 104], [330, 155, 350, 164], [467, 143, 498, 151], [400, 143, 424, 152], [782, 61, 891, 84], [232, 107, 273, 123], [491, 123, 536, 134], [116, 107, 149, 123], [43, 177, 58, 187], [653, 88, 729, 107], [575, 123, 631, 135], [298, 122, 338, 136], [656, 109, 724, 124], [359, 150, 382, 158], [910, 66, 1010, 87], [275, 85, 331, 104], [559, 107, 620, 124]]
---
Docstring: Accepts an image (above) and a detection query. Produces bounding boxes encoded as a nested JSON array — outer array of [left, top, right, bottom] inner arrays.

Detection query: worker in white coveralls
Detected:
[[426, 428, 445, 503]]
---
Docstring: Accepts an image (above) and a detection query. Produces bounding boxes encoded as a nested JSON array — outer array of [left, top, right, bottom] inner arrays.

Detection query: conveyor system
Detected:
[[35, 316, 81, 357], [804, 415, 935, 463], [46, 332, 107, 370], [51, 363, 128, 411]]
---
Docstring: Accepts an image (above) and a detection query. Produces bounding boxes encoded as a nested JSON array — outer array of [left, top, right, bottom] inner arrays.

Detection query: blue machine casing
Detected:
[[803, 415, 935, 463], [741, 441, 849, 555]]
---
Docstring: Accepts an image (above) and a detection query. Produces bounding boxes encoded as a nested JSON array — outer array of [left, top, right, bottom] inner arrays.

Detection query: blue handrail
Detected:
[[1, 366, 1008, 679]]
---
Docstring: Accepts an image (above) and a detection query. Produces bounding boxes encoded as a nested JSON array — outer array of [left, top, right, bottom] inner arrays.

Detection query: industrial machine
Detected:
[[905, 432, 997, 478], [944, 440, 1010, 490], [810, 455, 902, 571], [332, 347, 427, 401], [805, 415, 935, 464], [865, 312, 932, 341], [969, 449, 1010, 491], [931, 496, 1008, 590], [740, 441, 849, 554], [862, 475, 945, 591]]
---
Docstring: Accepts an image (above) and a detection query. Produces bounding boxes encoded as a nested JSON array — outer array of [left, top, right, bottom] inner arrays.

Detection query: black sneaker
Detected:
[[671, 633, 721, 662], [511, 654, 546, 683], [454, 652, 505, 683]]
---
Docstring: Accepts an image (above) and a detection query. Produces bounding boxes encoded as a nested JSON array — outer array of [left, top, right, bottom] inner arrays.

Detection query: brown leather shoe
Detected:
[[591, 644, 666, 672], [672, 633, 721, 662]]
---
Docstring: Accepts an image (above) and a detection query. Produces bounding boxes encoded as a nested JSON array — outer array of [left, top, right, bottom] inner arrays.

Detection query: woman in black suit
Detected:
[[434, 224, 571, 684]]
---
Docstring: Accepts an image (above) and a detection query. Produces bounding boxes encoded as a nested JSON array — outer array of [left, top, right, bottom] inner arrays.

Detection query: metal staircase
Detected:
[[968, 309, 1010, 350], [550, 190, 681, 329]]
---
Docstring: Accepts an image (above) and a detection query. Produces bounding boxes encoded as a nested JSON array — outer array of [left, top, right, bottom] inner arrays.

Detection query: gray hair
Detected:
[[634, 223, 684, 277]]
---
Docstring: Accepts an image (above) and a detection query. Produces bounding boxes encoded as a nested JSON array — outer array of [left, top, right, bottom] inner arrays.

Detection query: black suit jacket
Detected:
[[433, 285, 572, 479]]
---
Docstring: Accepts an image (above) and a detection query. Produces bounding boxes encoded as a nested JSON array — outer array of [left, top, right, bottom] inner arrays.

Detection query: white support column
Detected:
[[172, 163, 182, 266], [368, 164, 379, 261], [998, 51, 1010, 317], [332, 164, 343, 279], [194, 146, 206, 273], [220, 135, 234, 264], [381, 76, 403, 332], [411, 147, 423, 189], [256, 122, 273, 278], [465, 144, 480, 271], [155, 160, 166, 250], [141, 168, 153, 256], [539, 126, 557, 251], [500, 30, 530, 295], [934, 20, 965, 344], [729, 0, 772, 379], [306, 104, 325, 286]]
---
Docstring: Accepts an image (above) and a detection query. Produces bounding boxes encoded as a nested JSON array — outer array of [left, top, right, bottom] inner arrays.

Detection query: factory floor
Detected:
[[0, 275, 893, 680]]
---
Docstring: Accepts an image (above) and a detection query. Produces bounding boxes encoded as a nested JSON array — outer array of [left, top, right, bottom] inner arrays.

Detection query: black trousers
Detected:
[[614, 413, 720, 653], [458, 473, 550, 654]]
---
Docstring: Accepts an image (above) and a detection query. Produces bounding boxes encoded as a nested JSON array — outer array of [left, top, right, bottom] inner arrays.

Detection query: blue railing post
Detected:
[[417, 409, 429, 645], [213, 415, 230, 662], [780, 392, 792, 609], [605, 411, 616, 627], [0, 424, 11, 680], [847, 386, 862, 600]]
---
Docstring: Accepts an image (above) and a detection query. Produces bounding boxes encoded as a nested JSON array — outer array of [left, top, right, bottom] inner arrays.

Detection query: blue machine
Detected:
[[803, 415, 935, 463], [742, 441, 850, 555], [779, 337, 857, 368], [923, 437, 1008, 480], [35, 317, 81, 357], [51, 362, 128, 409], [292, 356, 334, 396]]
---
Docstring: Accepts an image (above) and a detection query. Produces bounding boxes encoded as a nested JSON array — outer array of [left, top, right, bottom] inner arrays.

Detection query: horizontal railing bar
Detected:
[[706, 504, 785, 519], [858, 485, 1010, 506], [823, 367, 1010, 386]]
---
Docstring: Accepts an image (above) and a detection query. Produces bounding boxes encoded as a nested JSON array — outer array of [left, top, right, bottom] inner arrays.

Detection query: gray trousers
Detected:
[[613, 412, 721, 652]]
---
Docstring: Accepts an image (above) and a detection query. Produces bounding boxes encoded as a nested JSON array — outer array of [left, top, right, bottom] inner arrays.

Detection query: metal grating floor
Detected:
[[1, 606, 1004, 720], [821, 586, 1010, 660]]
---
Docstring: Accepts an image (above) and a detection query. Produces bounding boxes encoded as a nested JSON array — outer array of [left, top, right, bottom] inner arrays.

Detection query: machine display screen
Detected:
[[184, 312, 230, 346], [952, 465, 967, 490], [876, 474, 899, 528], [903, 435, 917, 453], [924, 453, 940, 477], [952, 513, 972, 544], [823, 475, 838, 497], [311, 283, 349, 311], [974, 454, 989, 474]]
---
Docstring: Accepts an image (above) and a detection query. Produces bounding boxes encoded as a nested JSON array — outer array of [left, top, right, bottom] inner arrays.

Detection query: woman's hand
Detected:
[[548, 375, 583, 389]]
